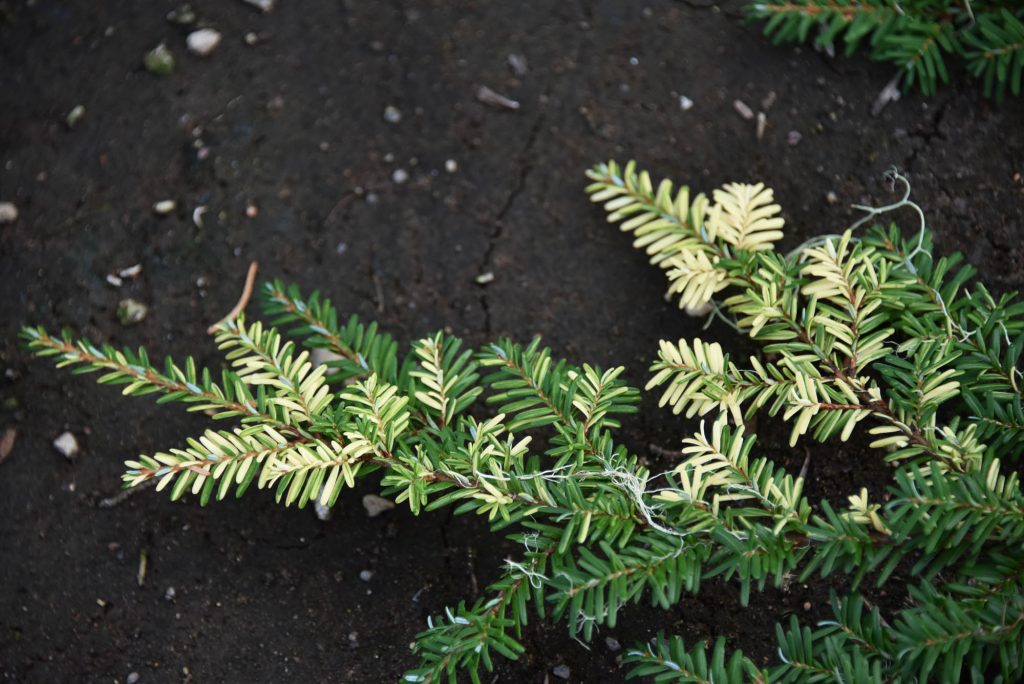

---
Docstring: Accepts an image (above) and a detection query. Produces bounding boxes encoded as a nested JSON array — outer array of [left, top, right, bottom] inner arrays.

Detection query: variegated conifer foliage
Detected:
[[20, 161, 1024, 684], [588, 160, 1024, 683]]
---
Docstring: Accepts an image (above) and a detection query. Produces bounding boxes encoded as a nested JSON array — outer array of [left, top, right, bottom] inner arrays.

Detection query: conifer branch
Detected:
[[21, 160, 1024, 684]]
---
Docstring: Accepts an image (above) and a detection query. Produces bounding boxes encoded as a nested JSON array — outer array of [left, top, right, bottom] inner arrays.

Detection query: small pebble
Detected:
[[756, 111, 767, 141], [0, 202, 18, 224], [311, 348, 344, 367], [153, 199, 176, 215], [244, 32, 259, 46], [165, 586, 176, 601], [335, 241, 348, 255], [605, 637, 621, 652], [553, 664, 571, 680], [733, 99, 754, 120], [143, 44, 175, 75], [118, 264, 143, 279], [241, 0, 275, 11], [245, 203, 258, 218], [187, 28, 222, 56], [53, 431, 80, 460], [475, 271, 494, 285], [684, 301, 713, 317], [507, 53, 528, 76], [392, 168, 409, 184], [348, 631, 360, 648], [362, 494, 395, 517], [106, 274, 123, 288], [803, 601, 812, 611], [66, 105, 85, 128], [476, 85, 520, 110], [166, 4, 196, 24], [444, 159, 458, 173], [678, 95, 694, 111], [117, 298, 149, 326], [359, 569, 374, 582], [761, 91, 777, 110], [126, 673, 140, 684], [383, 105, 402, 124], [826, 191, 839, 205], [314, 500, 332, 521], [787, 130, 802, 146]]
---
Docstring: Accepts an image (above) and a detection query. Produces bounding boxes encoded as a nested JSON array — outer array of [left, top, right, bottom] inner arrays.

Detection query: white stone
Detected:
[[383, 106, 402, 124], [187, 29, 222, 57], [362, 494, 395, 517], [240, 0, 275, 11], [66, 105, 85, 128], [733, 99, 754, 120], [678, 95, 694, 111], [314, 498, 332, 521], [311, 348, 344, 367], [0, 202, 18, 224], [392, 168, 408, 184], [53, 431, 80, 460], [444, 159, 458, 173], [153, 199, 176, 215], [684, 301, 714, 317]]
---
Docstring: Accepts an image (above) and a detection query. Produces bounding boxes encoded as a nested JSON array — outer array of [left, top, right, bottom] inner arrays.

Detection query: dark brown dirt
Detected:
[[1, 1, 1022, 682]]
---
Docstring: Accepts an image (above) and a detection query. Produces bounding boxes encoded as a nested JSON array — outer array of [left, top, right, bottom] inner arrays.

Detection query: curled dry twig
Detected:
[[208, 261, 259, 334]]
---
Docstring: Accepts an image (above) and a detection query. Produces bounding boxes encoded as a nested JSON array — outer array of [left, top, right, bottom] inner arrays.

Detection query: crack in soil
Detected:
[[477, 110, 547, 336], [901, 96, 954, 170]]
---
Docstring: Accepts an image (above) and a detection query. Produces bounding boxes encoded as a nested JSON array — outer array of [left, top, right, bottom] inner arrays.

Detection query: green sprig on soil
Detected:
[[22, 161, 1024, 683], [747, 1, 1024, 99]]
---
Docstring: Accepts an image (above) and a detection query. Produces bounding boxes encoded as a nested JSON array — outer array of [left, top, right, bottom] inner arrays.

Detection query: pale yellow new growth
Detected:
[[662, 417, 805, 531], [845, 488, 889, 534], [706, 182, 785, 252], [411, 333, 453, 424], [665, 250, 730, 310], [647, 338, 743, 424]]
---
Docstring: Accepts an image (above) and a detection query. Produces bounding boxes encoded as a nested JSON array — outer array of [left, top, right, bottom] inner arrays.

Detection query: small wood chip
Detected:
[[0, 428, 16, 464], [137, 549, 148, 587]]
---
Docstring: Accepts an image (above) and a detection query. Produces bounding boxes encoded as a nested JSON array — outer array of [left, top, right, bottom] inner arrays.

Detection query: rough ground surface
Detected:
[[1, 1, 1022, 682]]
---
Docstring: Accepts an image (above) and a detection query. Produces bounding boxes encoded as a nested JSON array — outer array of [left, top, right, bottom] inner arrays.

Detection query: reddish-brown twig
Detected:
[[208, 261, 258, 334]]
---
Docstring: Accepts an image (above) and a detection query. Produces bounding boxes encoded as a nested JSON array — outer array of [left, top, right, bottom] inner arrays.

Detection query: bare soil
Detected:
[[1, 1, 1022, 682]]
